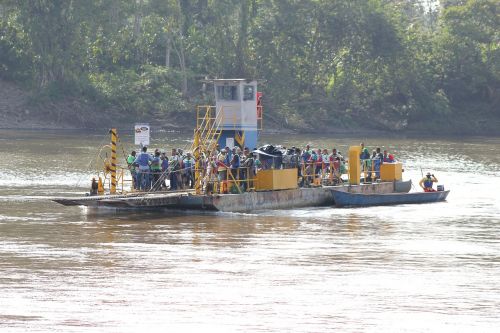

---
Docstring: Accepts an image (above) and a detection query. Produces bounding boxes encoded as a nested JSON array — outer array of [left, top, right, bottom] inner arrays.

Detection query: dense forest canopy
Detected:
[[0, 0, 498, 132]]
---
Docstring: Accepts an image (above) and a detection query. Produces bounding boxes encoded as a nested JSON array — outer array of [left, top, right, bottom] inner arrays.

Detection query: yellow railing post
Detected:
[[193, 129, 201, 194], [110, 128, 117, 194]]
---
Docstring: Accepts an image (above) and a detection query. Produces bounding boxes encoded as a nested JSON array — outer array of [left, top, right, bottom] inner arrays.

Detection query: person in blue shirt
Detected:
[[420, 172, 438, 192], [134, 146, 153, 190]]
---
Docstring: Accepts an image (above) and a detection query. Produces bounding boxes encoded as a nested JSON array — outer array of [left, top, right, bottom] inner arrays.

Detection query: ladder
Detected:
[[191, 106, 224, 194]]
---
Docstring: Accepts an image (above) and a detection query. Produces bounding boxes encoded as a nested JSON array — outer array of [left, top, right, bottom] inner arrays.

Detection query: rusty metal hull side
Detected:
[[210, 187, 333, 212], [52, 181, 410, 213]]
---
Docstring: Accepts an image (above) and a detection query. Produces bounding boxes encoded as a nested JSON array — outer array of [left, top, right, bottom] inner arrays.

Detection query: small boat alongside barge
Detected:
[[331, 189, 450, 208]]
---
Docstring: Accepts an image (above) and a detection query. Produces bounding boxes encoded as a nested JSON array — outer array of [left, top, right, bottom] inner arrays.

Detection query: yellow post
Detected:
[[348, 145, 361, 185], [193, 129, 201, 194], [98, 176, 104, 195], [110, 128, 117, 194]]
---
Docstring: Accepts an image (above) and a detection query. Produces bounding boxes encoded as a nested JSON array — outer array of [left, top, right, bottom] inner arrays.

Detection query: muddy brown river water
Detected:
[[0, 129, 499, 332]]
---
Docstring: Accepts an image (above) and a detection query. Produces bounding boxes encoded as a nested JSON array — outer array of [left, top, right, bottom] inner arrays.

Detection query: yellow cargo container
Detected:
[[348, 146, 361, 185], [380, 162, 403, 181], [255, 169, 298, 191]]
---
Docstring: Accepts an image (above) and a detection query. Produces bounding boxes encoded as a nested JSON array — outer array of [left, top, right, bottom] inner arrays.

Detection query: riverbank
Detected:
[[2, 79, 499, 137]]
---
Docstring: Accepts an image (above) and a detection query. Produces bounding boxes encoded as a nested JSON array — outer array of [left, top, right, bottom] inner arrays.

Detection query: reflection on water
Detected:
[[0, 129, 499, 332]]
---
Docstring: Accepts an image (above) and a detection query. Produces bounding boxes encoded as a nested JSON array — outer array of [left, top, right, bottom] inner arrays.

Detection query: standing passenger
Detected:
[[150, 151, 162, 190], [360, 143, 370, 177], [169, 148, 180, 190], [183, 152, 195, 188], [134, 146, 153, 190], [217, 150, 228, 182], [315, 149, 323, 178], [127, 150, 138, 189], [241, 150, 254, 191], [160, 152, 169, 189], [373, 148, 383, 179], [230, 147, 241, 181]]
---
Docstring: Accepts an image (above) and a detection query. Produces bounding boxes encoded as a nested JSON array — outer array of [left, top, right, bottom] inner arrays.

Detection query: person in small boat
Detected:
[[134, 146, 153, 190], [419, 172, 438, 192]]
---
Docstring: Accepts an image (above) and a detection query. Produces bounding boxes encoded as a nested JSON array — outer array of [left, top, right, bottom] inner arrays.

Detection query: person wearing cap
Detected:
[[419, 172, 438, 192]]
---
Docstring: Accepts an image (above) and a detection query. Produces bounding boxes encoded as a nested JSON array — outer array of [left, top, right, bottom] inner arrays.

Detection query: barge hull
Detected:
[[52, 181, 411, 213]]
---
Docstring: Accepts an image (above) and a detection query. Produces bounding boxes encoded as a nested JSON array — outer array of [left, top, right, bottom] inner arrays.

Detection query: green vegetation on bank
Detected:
[[0, 0, 498, 132]]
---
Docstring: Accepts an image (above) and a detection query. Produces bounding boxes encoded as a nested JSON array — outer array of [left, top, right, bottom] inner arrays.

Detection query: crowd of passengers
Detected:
[[126, 142, 397, 192]]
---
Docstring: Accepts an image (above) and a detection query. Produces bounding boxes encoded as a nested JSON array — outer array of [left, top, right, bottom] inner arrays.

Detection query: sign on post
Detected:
[[134, 123, 150, 146], [226, 137, 234, 149]]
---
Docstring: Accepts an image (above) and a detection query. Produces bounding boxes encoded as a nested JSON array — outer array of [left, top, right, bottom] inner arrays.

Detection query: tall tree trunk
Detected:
[[173, 33, 188, 97], [165, 34, 171, 68], [178, 35, 188, 96], [236, 1, 249, 77], [133, 0, 144, 64]]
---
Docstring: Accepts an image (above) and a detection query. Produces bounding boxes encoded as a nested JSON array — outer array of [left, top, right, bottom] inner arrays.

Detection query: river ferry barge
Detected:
[[53, 79, 412, 212]]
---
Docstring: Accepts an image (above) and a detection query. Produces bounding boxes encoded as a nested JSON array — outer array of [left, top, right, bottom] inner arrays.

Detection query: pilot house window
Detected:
[[217, 85, 239, 101], [243, 85, 255, 101]]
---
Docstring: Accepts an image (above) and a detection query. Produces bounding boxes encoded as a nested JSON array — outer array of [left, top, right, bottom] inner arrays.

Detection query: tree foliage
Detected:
[[0, 0, 498, 130]]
